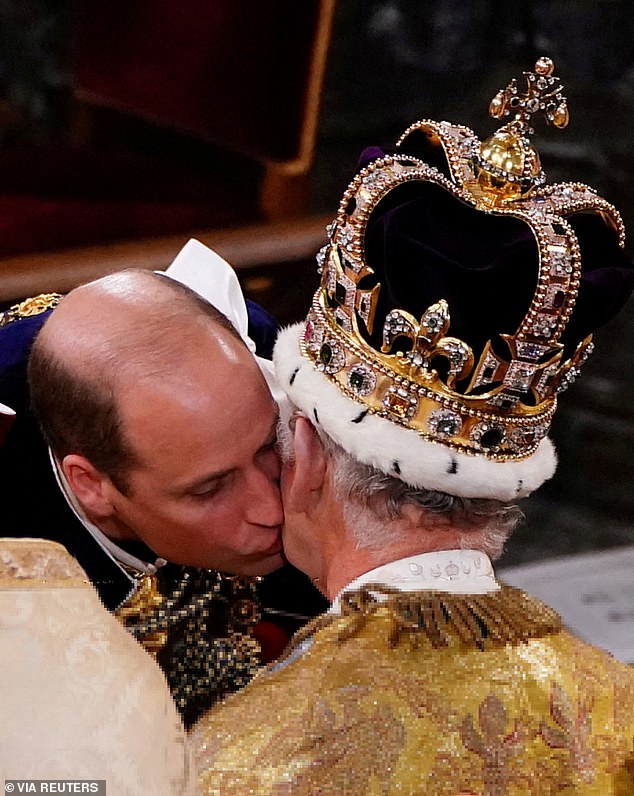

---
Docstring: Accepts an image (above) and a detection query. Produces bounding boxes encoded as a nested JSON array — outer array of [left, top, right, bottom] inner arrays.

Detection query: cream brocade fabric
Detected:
[[192, 585, 634, 796], [0, 538, 193, 794]]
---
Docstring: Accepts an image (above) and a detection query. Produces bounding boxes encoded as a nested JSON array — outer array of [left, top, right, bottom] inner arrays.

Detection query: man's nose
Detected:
[[245, 466, 283, 527]]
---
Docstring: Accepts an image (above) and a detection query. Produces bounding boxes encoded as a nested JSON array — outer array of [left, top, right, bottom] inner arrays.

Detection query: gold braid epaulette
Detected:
[[285, 584, 561, 655], [0, 293, 63, 326]]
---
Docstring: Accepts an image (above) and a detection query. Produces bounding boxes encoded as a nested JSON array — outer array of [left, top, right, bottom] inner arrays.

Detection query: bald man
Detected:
[[2, 262, 325, 726], [31, 271, 284, 574]]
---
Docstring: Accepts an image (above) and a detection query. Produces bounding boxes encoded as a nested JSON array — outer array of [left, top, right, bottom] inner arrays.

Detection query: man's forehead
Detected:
[[43, 270, 241, 355], [118, 356, 277, 481], [118, 332, 271, 420]]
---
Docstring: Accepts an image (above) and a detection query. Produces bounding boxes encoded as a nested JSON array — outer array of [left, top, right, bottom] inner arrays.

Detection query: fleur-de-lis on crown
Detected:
[[382, 300, 474, 388]]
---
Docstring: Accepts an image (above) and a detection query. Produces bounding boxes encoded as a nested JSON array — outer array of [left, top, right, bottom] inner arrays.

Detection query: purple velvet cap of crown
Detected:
[[357, 143, 634, 364]]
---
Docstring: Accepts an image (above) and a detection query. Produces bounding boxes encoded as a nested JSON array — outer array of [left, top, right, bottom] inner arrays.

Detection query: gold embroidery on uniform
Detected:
[[541, 682, 595, 784], [0, 292, 62, 325], [116, 571, 167, 655], [460, 694, 527, 796], [612, 676, 634, 734], [116, 567, 262, 723]]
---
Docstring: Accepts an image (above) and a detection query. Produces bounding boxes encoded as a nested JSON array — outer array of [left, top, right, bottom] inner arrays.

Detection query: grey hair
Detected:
[[278, 411, 523, 560]]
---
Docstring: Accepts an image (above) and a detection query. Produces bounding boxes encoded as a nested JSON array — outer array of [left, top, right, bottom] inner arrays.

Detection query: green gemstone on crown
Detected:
[[319, 342, 333, 365]]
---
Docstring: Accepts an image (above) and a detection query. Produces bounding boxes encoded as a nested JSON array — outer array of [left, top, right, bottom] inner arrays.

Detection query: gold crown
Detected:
[[302, 58, 625, 461]]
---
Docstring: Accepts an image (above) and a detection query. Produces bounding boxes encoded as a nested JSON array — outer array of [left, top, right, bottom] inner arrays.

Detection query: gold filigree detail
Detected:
[[0, 292, 62, 326], [489, 56, 568, 129], [116, 572, 167, 656], [382, 300, 474, 388], [477, 58, 568, 202]]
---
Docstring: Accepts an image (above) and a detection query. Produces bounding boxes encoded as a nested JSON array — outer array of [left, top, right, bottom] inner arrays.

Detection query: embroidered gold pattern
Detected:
[[116, 571, 167, 655], [193, 587, 634, 795], [316, 584, 562, 652], [257, 687, 406, 795], [460, 694, 526, 796], [116, 567, 262, 726], [541, 682, 595, 784]]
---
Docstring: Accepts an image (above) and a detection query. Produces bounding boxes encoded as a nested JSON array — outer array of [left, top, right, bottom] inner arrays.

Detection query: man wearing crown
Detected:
[[192, 59, 634, 795]]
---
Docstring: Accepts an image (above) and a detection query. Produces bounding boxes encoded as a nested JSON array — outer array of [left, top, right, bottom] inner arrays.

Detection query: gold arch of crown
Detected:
[[302, 67, 625, 461]]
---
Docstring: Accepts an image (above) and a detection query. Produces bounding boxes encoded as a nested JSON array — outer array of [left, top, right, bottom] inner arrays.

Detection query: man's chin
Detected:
[[210, 550, 286, 578], [243, 551, 286, 576], [171, 547, 285, 576]]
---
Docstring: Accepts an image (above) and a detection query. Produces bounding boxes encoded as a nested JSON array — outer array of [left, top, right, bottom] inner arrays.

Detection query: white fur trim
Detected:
[[274, 324, 557, 501]]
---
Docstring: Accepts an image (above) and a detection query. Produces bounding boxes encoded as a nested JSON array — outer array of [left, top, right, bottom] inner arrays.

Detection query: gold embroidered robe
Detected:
[[192, 585, 634, 796]]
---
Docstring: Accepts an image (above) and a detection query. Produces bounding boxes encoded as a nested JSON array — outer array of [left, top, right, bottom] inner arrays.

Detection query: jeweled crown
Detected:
[[302, 58, 626, 462]]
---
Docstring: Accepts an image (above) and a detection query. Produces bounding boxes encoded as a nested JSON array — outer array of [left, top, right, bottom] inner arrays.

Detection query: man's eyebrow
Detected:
[[176, 468, 233, 495]]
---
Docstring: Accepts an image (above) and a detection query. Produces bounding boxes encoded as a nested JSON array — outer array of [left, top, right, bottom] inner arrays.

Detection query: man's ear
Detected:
[[61, 454, 117, 519], [285, 417, 327, 514]]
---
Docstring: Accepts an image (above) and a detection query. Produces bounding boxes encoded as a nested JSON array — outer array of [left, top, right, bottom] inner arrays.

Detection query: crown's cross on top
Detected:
[[489, 56, 569, 133], [476, 57, 568, 199]]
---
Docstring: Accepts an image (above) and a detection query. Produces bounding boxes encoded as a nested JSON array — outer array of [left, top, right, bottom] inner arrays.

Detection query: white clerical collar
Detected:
[[329, 549, 500, 615], [49, 449, 165, 579]]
